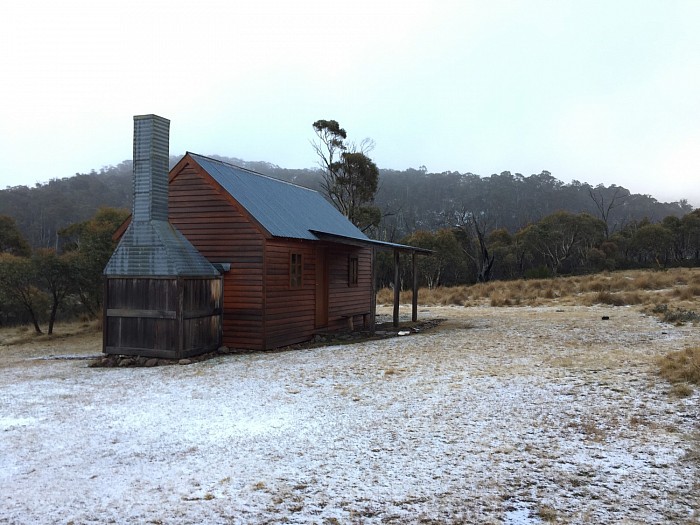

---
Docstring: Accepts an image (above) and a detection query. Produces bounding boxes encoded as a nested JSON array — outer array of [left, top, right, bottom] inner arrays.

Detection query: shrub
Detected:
[[652, 304, 700, 324]]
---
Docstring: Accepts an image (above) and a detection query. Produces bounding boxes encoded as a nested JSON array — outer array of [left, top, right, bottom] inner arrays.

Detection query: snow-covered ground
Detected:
[[1, 305, 699, 524]]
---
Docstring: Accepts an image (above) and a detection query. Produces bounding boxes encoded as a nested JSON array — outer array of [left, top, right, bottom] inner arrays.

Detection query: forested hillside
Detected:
[[373, 169, 693, 242], [0, 155, 692, 250]]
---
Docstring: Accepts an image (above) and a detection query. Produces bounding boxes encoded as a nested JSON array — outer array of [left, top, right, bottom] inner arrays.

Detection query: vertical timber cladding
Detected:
[[105, 278, 177, 355], [181, 277, 223, 354], [326, 244, 373, 331], [264, 240, 317, 349], [104, 277, 222, 358], [168, 162, 265, 350]]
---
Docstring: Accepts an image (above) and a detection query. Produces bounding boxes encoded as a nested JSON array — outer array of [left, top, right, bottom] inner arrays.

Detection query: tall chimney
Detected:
[[104, 114, 218, 277], [133, 114, 170, 223]]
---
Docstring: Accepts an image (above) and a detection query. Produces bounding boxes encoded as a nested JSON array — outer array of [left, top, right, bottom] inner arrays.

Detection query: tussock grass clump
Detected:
[[673, 285, 700, 301], [445, 288, 470, 306], [490, 293, 511, 307], [658, 347, 700, 394], [590, 290, 646, 307], [621, 291, 645, 305], [537, 505, 558, 522], [632, 271, 678, 291], [594, 291, 627, 306], [0, 319, 102, 346], [684, 434, 700, 464], [671, 383, 694, 398]]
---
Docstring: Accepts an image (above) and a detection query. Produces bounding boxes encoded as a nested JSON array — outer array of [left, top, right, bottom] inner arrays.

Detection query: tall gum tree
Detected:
[[312, 120, 380, 232]]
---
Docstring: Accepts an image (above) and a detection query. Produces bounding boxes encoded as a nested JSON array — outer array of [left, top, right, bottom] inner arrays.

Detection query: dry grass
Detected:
[[378, 268, 700, 314], [0, 319, 101, 347], [537, 505, 558, 522], [657, 347, 700, 395]]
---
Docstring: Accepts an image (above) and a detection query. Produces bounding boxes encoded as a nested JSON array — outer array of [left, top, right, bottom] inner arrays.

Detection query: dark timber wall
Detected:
[[104, 277, 222, 358]]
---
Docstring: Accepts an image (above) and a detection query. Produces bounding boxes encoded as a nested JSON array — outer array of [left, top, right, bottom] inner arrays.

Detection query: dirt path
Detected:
[[1, 305, 698, 524]]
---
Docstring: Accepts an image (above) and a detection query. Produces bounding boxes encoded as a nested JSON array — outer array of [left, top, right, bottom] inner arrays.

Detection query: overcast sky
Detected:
[[2, 0, 699, 206]]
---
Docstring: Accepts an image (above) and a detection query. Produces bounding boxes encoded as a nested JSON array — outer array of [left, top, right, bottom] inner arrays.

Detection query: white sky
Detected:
[[1, 0, 699, 206]]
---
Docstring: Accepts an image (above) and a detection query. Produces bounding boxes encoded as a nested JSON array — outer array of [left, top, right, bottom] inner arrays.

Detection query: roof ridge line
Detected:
[[187, 152, 318, 193]]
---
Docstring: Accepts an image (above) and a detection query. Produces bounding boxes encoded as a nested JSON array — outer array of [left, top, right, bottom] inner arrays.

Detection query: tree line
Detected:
[[0, 159, 691, 253], [375, 209, 700, 290]]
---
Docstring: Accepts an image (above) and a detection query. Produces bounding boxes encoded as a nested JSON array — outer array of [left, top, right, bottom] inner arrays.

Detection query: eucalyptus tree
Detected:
[[588, 184, 628, 238], [59, 207, 129, 317], [520, 211, 606, 275], [402, 229, 467, 288], [630, 223, 674, 267], [32, 249, 74, 334], [0, 215, 31, 256], [312, 120, 380, 231], [0, 254, 46, 333]]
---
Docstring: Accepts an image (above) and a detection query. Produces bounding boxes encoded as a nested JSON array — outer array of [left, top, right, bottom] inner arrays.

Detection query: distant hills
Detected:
[[0, 155, 693, 249]]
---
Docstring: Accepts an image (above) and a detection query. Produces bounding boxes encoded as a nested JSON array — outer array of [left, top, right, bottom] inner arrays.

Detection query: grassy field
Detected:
[[379, 267, 700, 315], [380, 267, 700, 394]]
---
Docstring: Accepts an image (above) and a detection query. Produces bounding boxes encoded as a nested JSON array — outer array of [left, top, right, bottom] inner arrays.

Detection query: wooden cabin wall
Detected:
[[104, 278, 178, 356], [326, 245, 373, 331], [181, 277, 223, 355], [169, 163, 266, 350], [105, 277, 222, 358], [264, 239, 316, 349]]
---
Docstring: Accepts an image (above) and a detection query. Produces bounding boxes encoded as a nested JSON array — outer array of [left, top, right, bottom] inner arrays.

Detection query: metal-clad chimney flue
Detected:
[[103, 115, 223, 358], [133, 114, 170, 222], [104, 114, 218, 278]]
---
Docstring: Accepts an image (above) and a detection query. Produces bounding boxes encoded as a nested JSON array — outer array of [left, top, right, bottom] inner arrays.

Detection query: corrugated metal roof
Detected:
[[104, 220, 219, 276], [189, 153, 371, 243]]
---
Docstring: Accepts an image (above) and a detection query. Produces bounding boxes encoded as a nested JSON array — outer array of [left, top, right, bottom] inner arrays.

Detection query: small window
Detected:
[[348, 256, 359, 286], [290, 253, 303, 288]]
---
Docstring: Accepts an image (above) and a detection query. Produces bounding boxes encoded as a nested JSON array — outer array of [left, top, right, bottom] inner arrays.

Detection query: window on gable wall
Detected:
[[348, 256, 359, 286], [290, 253, 303, 288]]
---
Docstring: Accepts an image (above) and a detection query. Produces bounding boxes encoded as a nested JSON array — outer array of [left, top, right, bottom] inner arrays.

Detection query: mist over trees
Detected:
[[2, 157, 690, 251]]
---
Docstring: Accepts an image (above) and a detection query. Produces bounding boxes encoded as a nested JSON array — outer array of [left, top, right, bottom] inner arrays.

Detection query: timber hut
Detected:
[[106, 115, 429, 356], [103, 115, 222, 359], [165, 153, 430, 350]]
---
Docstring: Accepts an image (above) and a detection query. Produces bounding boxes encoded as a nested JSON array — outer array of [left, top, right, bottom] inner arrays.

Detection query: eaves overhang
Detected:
[[310, 231, 433, 255]]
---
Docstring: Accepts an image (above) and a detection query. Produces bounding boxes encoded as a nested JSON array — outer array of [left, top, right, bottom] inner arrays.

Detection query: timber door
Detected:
[[315, 247, 329, 328]]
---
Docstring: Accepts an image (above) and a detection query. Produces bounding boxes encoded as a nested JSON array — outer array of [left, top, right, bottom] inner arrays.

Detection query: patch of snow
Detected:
[[0, 416, 35, 431]]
